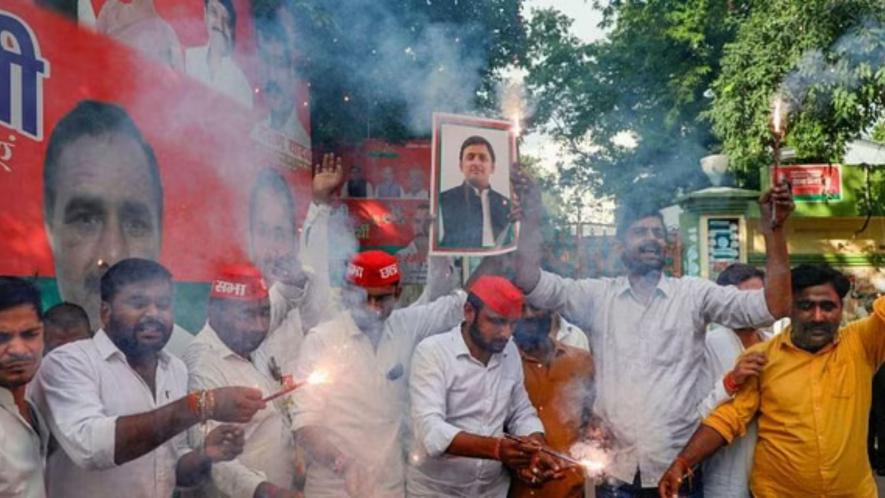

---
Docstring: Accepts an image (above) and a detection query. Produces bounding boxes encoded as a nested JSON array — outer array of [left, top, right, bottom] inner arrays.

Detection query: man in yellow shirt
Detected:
[[658, 264, 885, 498]]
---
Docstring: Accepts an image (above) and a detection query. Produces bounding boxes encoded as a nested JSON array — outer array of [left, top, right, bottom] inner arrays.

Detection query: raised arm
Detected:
[[758, 184, 795, 318]]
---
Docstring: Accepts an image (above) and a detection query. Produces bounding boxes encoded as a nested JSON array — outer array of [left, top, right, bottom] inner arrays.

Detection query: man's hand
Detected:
[[759, 183, 794, 230], [254, 482, 303, 498], [658, 457, 692, 498], [499, 436, 538, 469], [313, 153, 345, 205], [729, 351, 767, 389], [510, 164, 542, 224], [209, 387, 266, 423], [203, 424, 245, 462]]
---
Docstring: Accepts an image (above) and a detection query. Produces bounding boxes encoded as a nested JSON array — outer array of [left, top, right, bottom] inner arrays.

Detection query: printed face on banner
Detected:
[[1, 3, 313, 334], [430, 114, 517, 256]]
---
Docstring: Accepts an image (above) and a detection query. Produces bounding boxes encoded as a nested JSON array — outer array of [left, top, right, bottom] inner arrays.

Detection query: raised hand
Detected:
[[313, 153, 345, 205], [203, 424, 245, 462], [759, 182, 794, 230], [209, 386, 266, 423]]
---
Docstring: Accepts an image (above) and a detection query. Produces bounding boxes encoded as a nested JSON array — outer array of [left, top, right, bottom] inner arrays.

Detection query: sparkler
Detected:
[[503, 434, 608, 476], [262, 370, 329, 402], [96, 259, 109, 269], [769, 93, 790, 227]]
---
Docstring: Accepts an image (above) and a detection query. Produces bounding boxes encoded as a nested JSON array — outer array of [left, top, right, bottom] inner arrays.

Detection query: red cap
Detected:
[[468, 275, 524, 319], [346, 250, 400, 288], [210, 263, 269, 301]]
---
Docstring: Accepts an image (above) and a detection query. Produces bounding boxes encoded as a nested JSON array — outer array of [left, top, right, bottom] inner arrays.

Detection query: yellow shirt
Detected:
[[704, 298, 885, 498]]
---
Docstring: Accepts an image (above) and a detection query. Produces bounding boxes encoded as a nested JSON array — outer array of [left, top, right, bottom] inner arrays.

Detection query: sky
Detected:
[[516, 0, 614, 223]]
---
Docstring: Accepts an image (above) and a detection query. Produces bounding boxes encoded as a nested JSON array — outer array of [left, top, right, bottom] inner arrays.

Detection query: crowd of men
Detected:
[[2, 157, 885, 498]]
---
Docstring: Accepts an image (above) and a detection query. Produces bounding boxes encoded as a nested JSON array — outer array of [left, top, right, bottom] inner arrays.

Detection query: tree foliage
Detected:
[[710, 0, 885, 186], [523, 0, 885, 207]]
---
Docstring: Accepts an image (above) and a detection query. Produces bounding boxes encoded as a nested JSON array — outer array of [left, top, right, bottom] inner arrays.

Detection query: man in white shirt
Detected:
[[31, 258, 267, 498], [396, 203, 432, 286], [0, 277, 49, 498], [513, 184, 795, 496], [696, 263, 772, 498], [185, 263, 301, 498], [290, 250, 466, 497], [185, 0, 254, 108], [408, 275, 562, 497]]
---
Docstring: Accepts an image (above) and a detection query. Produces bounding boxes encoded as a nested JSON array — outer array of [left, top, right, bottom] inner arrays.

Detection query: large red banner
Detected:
[[1, 2, 312, 328]]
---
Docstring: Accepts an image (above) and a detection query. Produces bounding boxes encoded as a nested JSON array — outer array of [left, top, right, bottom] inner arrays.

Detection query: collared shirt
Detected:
[[184, 324, 296, 498], [407, 327, 545, 498], [527, 270, 773, 487], [31, 330, 191, 498], [696, 325, 773, 498], [0, 386, 48, 498], [184, 45, 254, 109], [703, 297, 885, 498], [510, 340, 594, 498], [290, 292, 465, 498], [479, 188, 494, 247]]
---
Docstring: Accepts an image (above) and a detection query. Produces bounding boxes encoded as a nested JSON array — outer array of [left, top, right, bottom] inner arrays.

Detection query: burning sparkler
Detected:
[[769, 93, 791, 226], [96, 259, 109, 270], [262, 369, 329, 402], [501, 76, 526, 137], [503, 435, 610, 477]]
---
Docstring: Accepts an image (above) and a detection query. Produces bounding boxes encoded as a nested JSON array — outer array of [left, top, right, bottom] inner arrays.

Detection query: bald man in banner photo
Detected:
[[41, 99, 192, 356]]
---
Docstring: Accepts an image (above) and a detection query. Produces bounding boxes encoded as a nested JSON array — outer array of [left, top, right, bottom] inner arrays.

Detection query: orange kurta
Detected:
[[704, 298, 885, 498], [510, 341, 595, 498]]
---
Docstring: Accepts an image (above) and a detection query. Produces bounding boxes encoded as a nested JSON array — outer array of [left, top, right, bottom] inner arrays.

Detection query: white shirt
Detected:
[[0, 387, 48, 498], [185, 44, 254, 109], [290, 292, 465, 497], [479, 188, 494, 247], [184, 324, 296, 498], [396, 240, 428, 285], [527, 271, 773, 487], [407, 327, 545, 498], [696, 325, 772, 498], [31, 330, 192, 498], [166, 324, 195, 359]]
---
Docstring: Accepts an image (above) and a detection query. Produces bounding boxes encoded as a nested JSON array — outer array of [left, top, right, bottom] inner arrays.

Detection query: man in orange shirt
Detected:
[[510, 304, 595, 498], [658, 264, 885, 498]]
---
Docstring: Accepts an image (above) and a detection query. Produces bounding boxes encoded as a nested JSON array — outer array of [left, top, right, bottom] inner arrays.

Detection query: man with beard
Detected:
[[42, 100, 191, 355], [509, 304, 595, 498], [185, 0, 253, 108], [513, 185, 795, 497], [408, 275, 562, 497], [31, 258, 266, 498], [659, 264, 885, 498], [0, 277, 49, 497], [290, 250, 466, 497], [184, 263, 301, 498]]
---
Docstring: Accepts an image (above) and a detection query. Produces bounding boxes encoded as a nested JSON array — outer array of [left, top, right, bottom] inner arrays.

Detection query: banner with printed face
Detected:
[[0, 2, 312, 332]]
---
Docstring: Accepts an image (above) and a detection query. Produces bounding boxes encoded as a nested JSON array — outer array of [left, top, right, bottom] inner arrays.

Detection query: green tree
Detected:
[[522, 1, 748, 208], [710, 0, 885, 187]]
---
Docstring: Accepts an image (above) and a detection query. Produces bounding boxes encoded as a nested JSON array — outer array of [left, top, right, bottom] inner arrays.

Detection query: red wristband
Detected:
[[675, 456, 694, 477], [186, 391, 201, 417], [723, 372, 739, 395]]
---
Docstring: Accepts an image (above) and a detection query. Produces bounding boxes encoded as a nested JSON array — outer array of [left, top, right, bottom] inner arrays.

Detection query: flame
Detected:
[[501, 76, 525, 137], [511, 110, 522, 137], [569, 441, 610, 477], [307, 370, 329, 385], [770, 94, 789, 137]]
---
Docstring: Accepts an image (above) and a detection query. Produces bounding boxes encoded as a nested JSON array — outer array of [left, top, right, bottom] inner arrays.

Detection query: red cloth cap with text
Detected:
[[346, 250, 400, 287], [210, 263, 269, 301], [468, 275, 524, 319]]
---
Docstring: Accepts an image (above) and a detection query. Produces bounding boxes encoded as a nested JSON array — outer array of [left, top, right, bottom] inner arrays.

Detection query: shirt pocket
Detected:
[[827, 362, 855, 399]]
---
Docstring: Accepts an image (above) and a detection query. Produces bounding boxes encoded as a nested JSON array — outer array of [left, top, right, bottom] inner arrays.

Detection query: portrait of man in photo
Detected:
[[436, 134, 512, 251]]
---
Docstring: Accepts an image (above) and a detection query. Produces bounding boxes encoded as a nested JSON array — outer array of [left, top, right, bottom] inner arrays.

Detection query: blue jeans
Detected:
[[596, 468, 703, 498]]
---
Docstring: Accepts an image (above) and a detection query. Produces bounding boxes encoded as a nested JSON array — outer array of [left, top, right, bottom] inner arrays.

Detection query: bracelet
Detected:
[[186, 391, 201, 417], [493, 437, 503, 461], [204, 389, 216, 420], [723, 372, 739, 395]]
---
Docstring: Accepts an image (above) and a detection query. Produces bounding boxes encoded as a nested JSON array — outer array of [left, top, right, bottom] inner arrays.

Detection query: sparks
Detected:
[[307, 370, 329, 385]]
